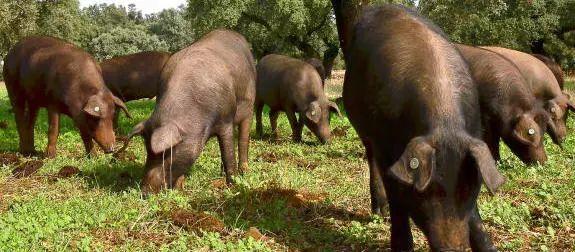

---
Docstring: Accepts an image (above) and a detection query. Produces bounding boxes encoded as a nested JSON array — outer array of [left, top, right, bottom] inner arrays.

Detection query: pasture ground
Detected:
[[0, 77, 574, 251]]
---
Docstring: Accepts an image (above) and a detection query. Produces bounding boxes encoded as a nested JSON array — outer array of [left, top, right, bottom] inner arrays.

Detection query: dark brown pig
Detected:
[[531, 54, 564, 90], [332, 2, 504, 251], [101, 51, 170, 127], [255, 54, 340, 144], [457, 44, 549, 165], [482, 46, 574, 145], [3, 36, 129, 158], [304, 58, 327, 86], [119, 29, 256, 194]]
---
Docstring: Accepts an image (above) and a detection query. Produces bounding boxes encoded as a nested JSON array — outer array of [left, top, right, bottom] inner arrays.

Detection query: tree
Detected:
[[418, 0, 575, 69], [88, 26, 169, 60], [147, 7, 195, 52], [0, 0, 39, 58], [186, 0, 414, 77]]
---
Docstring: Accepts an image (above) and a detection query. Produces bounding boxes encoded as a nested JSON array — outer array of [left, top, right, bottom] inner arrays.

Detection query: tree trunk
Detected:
[[322, 43, 340, 78]]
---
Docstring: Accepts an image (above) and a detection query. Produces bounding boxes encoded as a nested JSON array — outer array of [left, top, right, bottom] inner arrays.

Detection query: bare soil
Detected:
[[170, 209, 226, 233], [12, 160, 43, 178]]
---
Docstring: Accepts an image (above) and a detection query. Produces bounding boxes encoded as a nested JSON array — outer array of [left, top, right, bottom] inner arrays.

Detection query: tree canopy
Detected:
[[0, 0, 574, 73]]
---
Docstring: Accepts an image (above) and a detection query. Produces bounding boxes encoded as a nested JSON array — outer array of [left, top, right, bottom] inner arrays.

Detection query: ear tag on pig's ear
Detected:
[[409, 158, 419, 170], [551, 107, 557, 113], [94, 106, 100, 112], [311, 110, 317, 116], [528, 128, 535, 135]]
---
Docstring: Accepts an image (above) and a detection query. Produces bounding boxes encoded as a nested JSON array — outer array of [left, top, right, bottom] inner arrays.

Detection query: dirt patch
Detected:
[[257, 187, 326, 208], [332, 126, 350, 138], [113, 150, 137, 162], [0, 121, 8, 129], [116, 135, 129, 142], [57, 166, 81, 178], [245, 227, 268, 241], [211, 178, 227, 189], [170, 209, 226, 233], [292, 158, 319, 170], [12, 160, 43, 178], [0, 152, 20, 166], [89, 228, 173, 247], [258, 152, 281, 163]]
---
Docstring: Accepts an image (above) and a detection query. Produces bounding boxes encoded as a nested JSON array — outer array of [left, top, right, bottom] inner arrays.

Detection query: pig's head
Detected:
[[302, 100, 341, 144], [79, 91, 130, 153], [504, 110, 548, 165], [387, 133, 504, 250], [545, 93, 575, 145], [122, 121, 194, 194]]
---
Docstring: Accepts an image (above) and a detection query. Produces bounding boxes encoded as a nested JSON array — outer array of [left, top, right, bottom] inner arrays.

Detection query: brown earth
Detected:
[[12, 160, 43, 178]]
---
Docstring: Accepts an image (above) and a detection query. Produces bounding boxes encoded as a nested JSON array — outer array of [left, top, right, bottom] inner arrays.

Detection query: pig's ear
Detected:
[[512, 114, 540, 146], [546, 100, 562, 120], [83, 95, 105, 118], [305, 101, 322, 123], [328, 101, 342, 117], [150, 123, 182, 154], [389, 137, 435, 192], [468, 139, 505, 195], [563, 92, 575, 112], [113, 96, 132, 119]]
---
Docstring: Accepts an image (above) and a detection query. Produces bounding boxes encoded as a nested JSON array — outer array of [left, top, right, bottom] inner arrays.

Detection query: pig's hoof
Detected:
[[240, 162, 249, 173], [45, 149, 57, 159]]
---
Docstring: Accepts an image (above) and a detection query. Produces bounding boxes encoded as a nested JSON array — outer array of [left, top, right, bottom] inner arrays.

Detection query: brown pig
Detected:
[[100, 51, 170, 127], [3, 36, 129, 158]]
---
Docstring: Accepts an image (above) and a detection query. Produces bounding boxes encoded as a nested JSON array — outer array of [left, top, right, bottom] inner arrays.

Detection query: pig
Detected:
[[3, 36, 129, 158], [332, 2, 504, 251], [255, 54, 340, 144], [118, 29, 256, 194], [304, 58, 327, 86], [531, 54, 564, 90], [482, 47, 574, 145], [100, 51, 170, 127], [457, 44, 549, 165]]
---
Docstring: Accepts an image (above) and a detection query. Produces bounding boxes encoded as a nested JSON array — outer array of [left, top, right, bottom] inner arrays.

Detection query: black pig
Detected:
[[457, 44, 549, 165], [119, 30, 256, 193], [332, 2, 504, 251], [255, 54, 340, 144]]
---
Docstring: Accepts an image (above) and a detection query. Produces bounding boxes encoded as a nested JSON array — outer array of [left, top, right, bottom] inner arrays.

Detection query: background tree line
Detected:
[[1, 0, 574, 79]]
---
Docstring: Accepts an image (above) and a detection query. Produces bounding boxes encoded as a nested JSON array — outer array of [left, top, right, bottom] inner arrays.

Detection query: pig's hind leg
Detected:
[[238, 116, 252, 173]]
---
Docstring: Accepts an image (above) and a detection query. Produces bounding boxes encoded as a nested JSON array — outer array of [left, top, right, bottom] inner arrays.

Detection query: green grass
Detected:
[[0, 82, 574, 251]]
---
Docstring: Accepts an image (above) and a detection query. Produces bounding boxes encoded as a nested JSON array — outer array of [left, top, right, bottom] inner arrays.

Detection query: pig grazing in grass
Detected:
[[483, 47, 574, 145], [101, 51, 170, 127], [332, 2, 504, 251], [255, 54, 340, 144], [120, 30, 256, 194], [457, 44, 549, 165], [3, 36, 129, 158]]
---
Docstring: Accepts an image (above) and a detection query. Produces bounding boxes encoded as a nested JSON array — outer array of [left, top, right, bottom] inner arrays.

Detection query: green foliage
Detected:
[[147, 7, 195, 52], [87, 26, 169, 61], [419, 0, 575, 69], [0, 1, 39, 58]]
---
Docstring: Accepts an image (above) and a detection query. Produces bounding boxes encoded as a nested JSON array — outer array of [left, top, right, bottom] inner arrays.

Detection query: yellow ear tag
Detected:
[[409, 158, 419, 170]]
